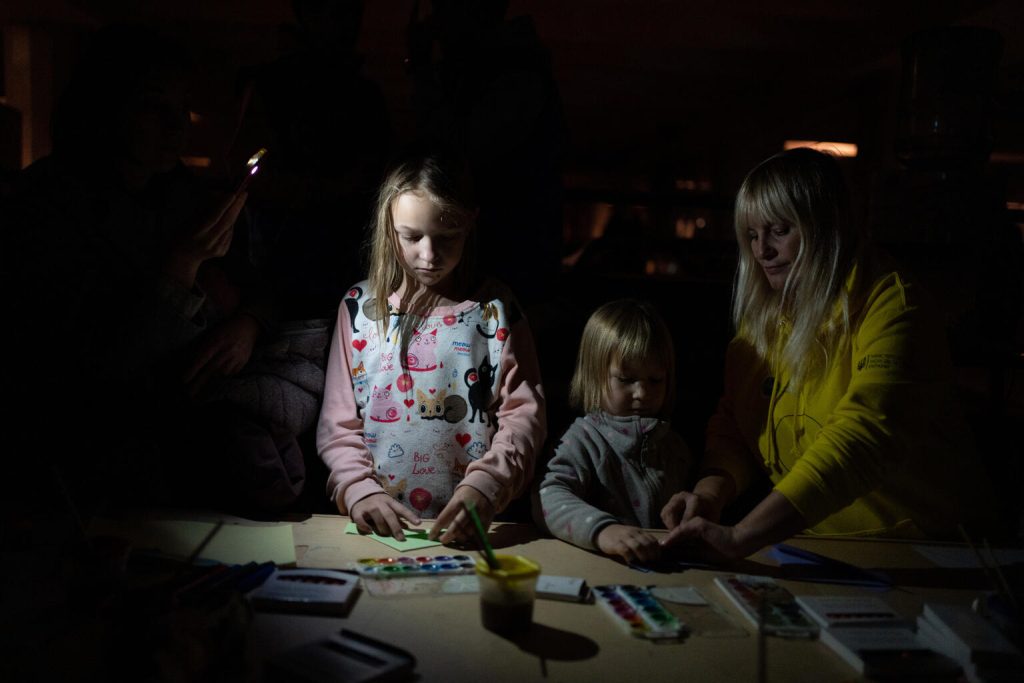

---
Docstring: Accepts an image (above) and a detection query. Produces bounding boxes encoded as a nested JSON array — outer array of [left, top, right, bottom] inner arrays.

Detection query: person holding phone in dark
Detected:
[[3, 24, 294, 516], [229, 0, 392, 321], [177, 148, 270, 398]]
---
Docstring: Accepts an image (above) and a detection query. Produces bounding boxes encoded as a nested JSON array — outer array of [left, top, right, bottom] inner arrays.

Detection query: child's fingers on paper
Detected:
[[616, 532, 654, 565], [440, 510, 472, 544], [385, 500, 423, 541], [358, 507, 386, 536], [378, 505, 410, 541], [352, 494, 420, 539], [429, 495, 468, 541], [440, 518, 472, 544], [636, 535, 662, 563], [614, 540, 637, 564], [363, 506, 399, 540], [370, 510, 403, 539], [394, 502, 422, 528], [352, 514, 374, 536], [427, 506, 447, 540]]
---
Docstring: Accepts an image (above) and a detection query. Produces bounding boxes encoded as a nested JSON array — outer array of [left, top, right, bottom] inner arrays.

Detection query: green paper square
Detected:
[[345, 522, 443, 551]]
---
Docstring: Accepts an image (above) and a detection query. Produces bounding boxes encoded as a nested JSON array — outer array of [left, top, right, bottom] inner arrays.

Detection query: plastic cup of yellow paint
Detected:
[[475, 555, 541, 634]]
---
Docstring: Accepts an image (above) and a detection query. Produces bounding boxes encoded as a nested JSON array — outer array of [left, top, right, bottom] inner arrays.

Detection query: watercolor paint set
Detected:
[[351, 555, 478, 578], [250, 568, 360, 616], [593, 585, 687, 641], [794, 595, 908, 630], [714, 574, 819, 639]]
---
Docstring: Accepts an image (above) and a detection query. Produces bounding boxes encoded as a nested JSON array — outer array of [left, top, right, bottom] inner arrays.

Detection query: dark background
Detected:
[[3, 1, 1024, 208], [2, 0, 1022, 520]]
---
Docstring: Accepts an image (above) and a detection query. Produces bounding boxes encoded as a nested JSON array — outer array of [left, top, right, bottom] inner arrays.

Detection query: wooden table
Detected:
[[247, 514, 990, 683]]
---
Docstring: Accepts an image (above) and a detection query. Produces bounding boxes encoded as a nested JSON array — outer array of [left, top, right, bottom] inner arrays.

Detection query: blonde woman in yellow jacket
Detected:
[[660, 148, 995, 559]]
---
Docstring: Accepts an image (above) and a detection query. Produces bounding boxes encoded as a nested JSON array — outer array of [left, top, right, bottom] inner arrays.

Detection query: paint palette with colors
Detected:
[[352, 555, 478, 578]]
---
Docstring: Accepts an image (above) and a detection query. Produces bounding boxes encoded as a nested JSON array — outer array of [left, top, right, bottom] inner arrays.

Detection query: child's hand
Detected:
[[595, 524, 662, 564], [349, 493, 422, 542], [429, 486, 493, 545]]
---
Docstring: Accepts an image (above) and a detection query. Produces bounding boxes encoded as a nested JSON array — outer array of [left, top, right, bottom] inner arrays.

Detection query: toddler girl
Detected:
[[317, 153, 546, 544], [535, 299, 692, 563]]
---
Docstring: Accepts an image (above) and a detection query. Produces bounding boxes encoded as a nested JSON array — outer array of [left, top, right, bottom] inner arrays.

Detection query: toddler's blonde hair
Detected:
[[569, 299, 676, 418]]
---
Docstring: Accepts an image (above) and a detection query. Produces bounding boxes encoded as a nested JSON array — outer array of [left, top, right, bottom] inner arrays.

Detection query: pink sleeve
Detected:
[[315, 302, 385, 513], [461, 316, 547, 512]]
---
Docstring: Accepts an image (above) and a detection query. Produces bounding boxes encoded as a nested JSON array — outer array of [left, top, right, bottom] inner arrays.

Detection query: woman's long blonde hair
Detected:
[[365, 153, 477, 364], [732, 148, 865, 388]]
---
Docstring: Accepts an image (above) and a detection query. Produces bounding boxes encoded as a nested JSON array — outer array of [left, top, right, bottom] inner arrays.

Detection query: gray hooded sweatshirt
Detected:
[[535, 412, 693, 550]]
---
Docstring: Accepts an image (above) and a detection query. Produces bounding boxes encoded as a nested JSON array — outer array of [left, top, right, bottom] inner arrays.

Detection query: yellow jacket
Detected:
[[705, 263, 995, 538]]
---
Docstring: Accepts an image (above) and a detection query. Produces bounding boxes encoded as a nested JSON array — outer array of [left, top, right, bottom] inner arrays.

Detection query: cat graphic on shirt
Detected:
[[368, 384, 402, 423], [406, 328, 439, 372]]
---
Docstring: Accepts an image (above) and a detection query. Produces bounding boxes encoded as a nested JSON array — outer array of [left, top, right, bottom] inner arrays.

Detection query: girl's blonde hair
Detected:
[[732, 147, 865, 388], [569, 299, 676, 418], [365, 153, 477, 363]]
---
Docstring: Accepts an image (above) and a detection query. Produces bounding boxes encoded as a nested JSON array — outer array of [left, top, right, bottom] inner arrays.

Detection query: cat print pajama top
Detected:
[[316, 279, 546, 519]]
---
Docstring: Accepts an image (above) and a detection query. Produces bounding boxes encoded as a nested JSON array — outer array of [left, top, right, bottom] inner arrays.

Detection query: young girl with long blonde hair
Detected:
[[317, 153, 546, 543]]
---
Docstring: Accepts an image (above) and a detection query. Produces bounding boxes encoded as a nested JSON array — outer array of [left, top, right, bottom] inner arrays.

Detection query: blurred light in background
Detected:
[[783, 140, 858, 157], [181, 156, 211, 168]]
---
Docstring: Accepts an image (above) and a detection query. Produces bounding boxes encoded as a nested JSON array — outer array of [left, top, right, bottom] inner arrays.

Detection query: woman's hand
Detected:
[[595, 524, 662, 564], [429, 486, 493, 545], [660, 472, 735, 529], [659, 517, 752, 562], [661, 491, 807, 563], [183, 313, 261, 396], [165, 192, 248, 288], [660, 490, 724, 529], [349, 493, 422, 541]]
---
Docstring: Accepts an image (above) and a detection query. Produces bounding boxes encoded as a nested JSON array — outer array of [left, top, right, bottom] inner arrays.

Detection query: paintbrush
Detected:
[[982, 538, 1020, 613], [462, 501, 500, 570], [958, 524, 1018, 613]]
